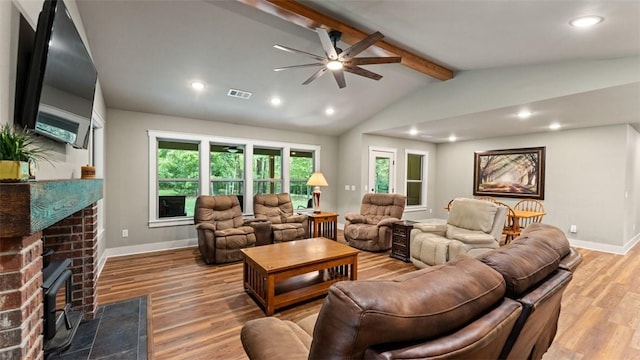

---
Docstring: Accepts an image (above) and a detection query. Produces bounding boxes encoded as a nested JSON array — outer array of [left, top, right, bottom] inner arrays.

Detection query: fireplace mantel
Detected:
[[0, 179, 104, 238]]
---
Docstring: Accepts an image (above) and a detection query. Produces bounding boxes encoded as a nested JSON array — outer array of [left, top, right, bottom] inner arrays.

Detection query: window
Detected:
[[290, 150, 314, 209], [210, 144, 245, 211], [253, 147, 282, 194], [157, 140, 200, 218], [405, 151, 428, 207], [149, 130, 321, 227]]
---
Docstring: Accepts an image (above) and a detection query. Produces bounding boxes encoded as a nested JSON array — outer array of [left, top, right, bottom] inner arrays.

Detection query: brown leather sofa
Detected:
[[344, 193, 406, 251], [254, 193, 308, 243], [194, 195, 258, 264], [240, 223, 582, 360]]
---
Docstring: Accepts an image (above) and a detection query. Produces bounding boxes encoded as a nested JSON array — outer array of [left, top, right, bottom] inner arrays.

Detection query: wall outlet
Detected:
[[569, 225, 577, 233], [429, 208, 433, 214], [122, 229, 129, 238], [351, 185, 356, 191], [344, 185, 350, 191]]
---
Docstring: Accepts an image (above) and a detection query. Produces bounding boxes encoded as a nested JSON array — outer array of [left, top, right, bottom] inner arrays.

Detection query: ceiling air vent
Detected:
[[227, 88, 252, 100]]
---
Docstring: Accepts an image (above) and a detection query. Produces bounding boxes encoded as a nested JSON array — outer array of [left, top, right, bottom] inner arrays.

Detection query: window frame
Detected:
[[404, 149, 429, 210], [148, 130, 321, 227]]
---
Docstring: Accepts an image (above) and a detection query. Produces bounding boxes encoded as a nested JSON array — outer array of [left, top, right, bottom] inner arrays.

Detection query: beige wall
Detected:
[[105, 109, 338, 249], [435, 124, 636, 251]]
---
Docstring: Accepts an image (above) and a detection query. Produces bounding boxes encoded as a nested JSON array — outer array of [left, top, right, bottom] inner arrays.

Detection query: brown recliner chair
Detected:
[[344, 193, 406, 251], [194, 195, 257, 264], [253, 193, 308, 243]]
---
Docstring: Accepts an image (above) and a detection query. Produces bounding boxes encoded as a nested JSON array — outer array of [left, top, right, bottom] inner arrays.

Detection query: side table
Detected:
[[307, 212, 338, 240], [391, 220, 417, 262]]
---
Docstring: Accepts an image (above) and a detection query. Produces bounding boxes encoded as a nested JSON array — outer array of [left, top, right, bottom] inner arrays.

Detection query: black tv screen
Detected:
[[20, 0, 97, 149]]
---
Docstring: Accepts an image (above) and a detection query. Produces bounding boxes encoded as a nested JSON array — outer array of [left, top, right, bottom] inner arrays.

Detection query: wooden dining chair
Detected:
[[475, 196, 498, 204], [494, 201, 520, 245], [445, 199, 455, 212], [514, 199, 545, 230]]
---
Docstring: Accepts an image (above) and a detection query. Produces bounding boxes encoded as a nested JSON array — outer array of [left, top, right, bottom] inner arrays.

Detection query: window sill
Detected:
[[405, 206, 427, 213], [149, 217, 193, 228]]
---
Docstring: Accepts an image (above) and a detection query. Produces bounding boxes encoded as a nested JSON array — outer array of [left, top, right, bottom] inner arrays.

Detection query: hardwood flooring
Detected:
[[97, 237, 640, 360]]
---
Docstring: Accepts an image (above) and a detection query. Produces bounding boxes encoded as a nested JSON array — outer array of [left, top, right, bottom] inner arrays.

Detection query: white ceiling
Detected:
[[76, 0, 640, 143]]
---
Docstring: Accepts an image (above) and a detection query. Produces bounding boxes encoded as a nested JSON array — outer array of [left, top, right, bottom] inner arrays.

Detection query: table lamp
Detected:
[[306, 172, 328, 213]]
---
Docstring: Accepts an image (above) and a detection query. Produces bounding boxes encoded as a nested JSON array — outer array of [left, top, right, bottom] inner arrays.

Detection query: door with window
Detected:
[[368, 148, 396, 194]]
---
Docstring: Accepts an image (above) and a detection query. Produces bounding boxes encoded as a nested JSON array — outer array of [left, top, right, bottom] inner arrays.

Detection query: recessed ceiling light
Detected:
[[549, 123, 561, 130], [517, 110, 533, 119], [570, 15, 604, 28], [270, 97, 282, 106], [326, 61, 343, 71], [325, 107, 335, 116], [191, 81, 205, 91], [449, 135, 457, 142], [409, 129, 418, 136]]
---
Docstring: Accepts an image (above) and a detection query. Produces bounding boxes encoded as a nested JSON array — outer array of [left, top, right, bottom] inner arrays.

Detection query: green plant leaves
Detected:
[[0, 123, 49, 163]]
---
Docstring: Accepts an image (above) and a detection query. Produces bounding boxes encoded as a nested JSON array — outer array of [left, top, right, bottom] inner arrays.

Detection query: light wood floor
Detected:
[[97, 237, 640, 360]]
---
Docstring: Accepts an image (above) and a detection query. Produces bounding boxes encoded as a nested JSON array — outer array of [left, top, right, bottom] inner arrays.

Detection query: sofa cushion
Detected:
[[448, 198, 498, 233], [517, 223, 571, 258], [241, 318, 310, 360], [308, 256, 506, 359], [477, 239, 560, 298]]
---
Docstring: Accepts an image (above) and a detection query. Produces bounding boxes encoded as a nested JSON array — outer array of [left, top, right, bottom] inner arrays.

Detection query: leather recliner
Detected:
[[194, 195, 257, 264], [410, 197, 507, 267], [253, 193, 308, 243], [240, 223, 582, 360], [344, 193, 406, 251]]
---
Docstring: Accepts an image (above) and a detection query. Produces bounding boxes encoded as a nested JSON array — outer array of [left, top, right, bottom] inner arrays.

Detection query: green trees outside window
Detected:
[[253, 147, 282, 194], [157, 141, 199, 217], [290, 150, 314, 209], [406, 153, 423, 206]]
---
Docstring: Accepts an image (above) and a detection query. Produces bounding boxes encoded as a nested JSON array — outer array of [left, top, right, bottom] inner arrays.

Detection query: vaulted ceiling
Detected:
[[76, 0, 640, 142]]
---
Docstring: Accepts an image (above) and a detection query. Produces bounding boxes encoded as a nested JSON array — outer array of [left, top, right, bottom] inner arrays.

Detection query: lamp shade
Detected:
[[306, 172, 328, 187]]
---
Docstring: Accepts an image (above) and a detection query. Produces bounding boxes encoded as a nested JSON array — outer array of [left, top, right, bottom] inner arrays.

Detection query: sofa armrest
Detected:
[[241, 318, 310, 360], [345, 213, 366, 223], [242, 218, 270, 226], [285, 214, 308, 224], [450, 232, 496, 245], [413, 222, 447, 234], [195, 222, 216, 232], [377, 217, 400, 228]]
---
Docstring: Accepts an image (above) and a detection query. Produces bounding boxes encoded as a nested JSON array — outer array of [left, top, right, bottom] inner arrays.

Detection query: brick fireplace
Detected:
[[0, 180, 103, 359]]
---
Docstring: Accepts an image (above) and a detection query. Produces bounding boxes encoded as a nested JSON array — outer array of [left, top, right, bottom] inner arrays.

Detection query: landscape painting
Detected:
[[473, 147, 545, 199]]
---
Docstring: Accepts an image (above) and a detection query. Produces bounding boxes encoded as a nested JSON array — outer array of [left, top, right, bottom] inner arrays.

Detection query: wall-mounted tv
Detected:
[[19, 0, 97, 149]]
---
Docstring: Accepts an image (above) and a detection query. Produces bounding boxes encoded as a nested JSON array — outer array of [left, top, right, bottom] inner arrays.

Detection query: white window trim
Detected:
[[404, 148, 429, 211], [148, 130, 321, 227]]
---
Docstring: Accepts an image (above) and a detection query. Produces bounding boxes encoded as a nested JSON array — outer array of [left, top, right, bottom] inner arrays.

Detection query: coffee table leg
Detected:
[[266, 275, 276, 316], [350, 255, 358, 280]]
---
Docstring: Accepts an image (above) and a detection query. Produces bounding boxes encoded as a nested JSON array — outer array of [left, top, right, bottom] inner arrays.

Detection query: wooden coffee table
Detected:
[[241, 237, 359, 315]]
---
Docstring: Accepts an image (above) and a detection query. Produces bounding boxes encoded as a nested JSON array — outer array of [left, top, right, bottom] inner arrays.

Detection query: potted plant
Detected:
[[0, 123, 48, 181]]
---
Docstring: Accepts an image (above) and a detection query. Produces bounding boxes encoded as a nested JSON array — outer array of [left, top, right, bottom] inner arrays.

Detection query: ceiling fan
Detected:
[[273, 28, 401, 89]]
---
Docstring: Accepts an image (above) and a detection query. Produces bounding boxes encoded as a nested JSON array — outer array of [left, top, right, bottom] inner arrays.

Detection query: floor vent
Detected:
[[227, 89, 252, 99]]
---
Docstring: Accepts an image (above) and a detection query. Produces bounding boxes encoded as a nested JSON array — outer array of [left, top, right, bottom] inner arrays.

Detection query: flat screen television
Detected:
[[19, 0, 97, 149]]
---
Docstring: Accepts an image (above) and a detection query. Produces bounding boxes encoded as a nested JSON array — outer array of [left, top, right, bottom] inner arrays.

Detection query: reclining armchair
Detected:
[[344, 193, 406, 251], [254, 193, 308, 243], [410, 197, 506, 267], [194, 195, 257, 264]]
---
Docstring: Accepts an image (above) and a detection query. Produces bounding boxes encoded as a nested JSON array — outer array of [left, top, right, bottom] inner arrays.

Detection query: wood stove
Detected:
[[42, 258, 82, 355]]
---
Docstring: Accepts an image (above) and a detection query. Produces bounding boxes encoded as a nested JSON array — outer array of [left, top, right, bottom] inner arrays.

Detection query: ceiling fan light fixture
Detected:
[[326, 60, 343, 70]]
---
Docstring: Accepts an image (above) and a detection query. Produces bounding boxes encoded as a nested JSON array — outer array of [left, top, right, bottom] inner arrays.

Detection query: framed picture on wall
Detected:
[[473, 147, 546, 199]]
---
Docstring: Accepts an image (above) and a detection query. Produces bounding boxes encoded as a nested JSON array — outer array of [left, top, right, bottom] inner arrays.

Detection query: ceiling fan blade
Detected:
[[302, 67, 328, 85], [331, 69, 346, 89], [344, 65, 383, 81], [274, 63, 324, 71], [273, 44, 326, 62], [339, 31, 384, 61], [348, 56, 402, 65], [316, 28, 338, 60]]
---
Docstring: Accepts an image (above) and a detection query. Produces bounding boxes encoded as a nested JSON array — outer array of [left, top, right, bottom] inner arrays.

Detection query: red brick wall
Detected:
[[0, 232, 44, 360], [0, 203, 98, 359], [42, 204, 98, 319]]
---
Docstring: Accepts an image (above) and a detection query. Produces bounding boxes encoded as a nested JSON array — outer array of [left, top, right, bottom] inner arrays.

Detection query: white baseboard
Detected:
[[567, 232, 640, 255], [103, 237, 198, 259]]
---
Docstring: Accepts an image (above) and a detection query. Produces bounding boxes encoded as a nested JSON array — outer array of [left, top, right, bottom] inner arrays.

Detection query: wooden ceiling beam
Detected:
[[236, 0, 454, 81]]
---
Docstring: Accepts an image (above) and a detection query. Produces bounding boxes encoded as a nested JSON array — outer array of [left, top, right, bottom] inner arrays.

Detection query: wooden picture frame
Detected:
[[473, 147, 546, 199]]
